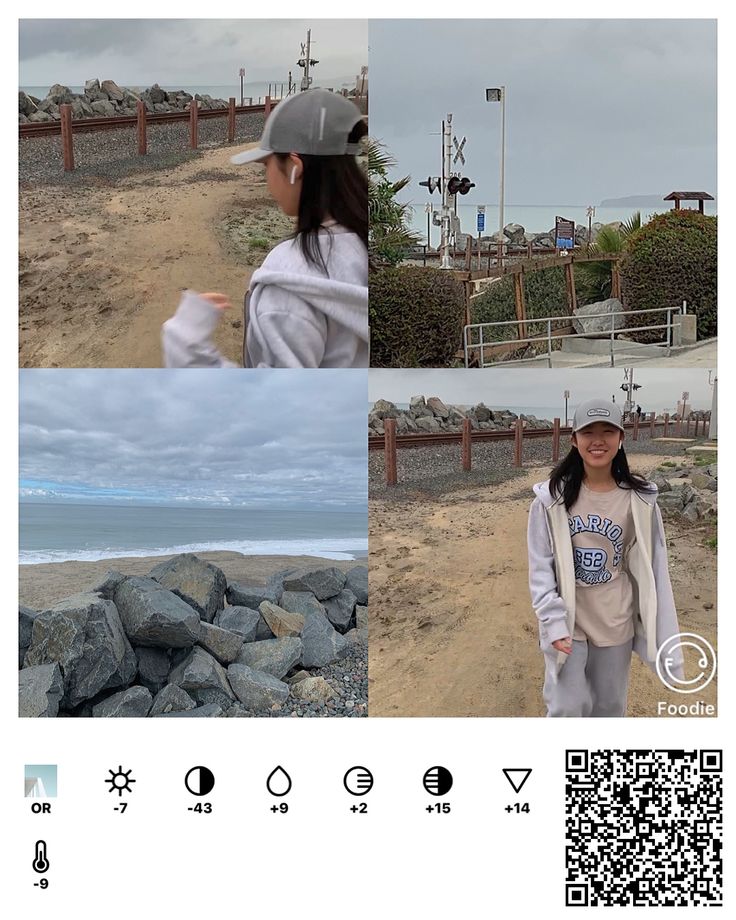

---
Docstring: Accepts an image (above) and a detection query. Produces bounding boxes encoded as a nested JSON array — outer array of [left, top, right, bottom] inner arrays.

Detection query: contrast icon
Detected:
[[656, 633, 717, 694], [503, 768, 532, 794], [423, 766, 453, 797], [105, 766, 136, 796], [185, 766, 215, 797], [266, 766, 292, 797], [344, 766, 374, 796], [32, 841, 49, 874]]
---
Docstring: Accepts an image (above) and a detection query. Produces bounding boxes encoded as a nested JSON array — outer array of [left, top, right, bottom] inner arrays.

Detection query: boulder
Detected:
[[344, 627, 369, 646], [147, 83, 167, 104], [690, 472, 717, 492], [113, 576, 200, 648], [503, 222, 526, 243], [323, 589, 357, 633], [345, 565, 368, 605], [100, 79, 124, 101], [19, 664, 64, 718], [280, 591, 326, 619], [415, 416, 440, 433], [149, 554, 226, 623], [90, 99, 117, 117], [355, 605, 368, 631], [135, 646, 171, 693], [47, 83, 74, 104], [24, 592, 136, 709], [426, 396, 450, 419], [235, 637, 303, 680], [149, 683, 196, 717], [28, 111, 53, 123], [91, 570, 127, 600], [19, 90, 37, 116], [573, 298, 625, 335], [213, 606, 261, 641], [156, 703, 223, 718], [93, 686, 153, 718], [289, 676, 337, 703], [474, 403, 492, 423], [169, 647, 235, 706], [226, 581, 278, 609], [198, 622, 244, 664], [300, 608, 348, 668], [19, 606, 37, 667], [227, 663, 289, 710], [409, 395, 426, 411], [282, 567, 347, 600], [259, 600, 304, 638], [70, 98, 95, 119]]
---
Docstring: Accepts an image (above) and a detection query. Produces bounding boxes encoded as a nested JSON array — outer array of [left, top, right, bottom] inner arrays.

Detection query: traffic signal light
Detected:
[[419, 176, 441, 194], [447, 176, 475, 195]]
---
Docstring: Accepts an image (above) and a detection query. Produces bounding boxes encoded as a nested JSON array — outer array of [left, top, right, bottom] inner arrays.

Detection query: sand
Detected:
[[19, 146, 293, 368], [368, 454, 717, 718], [19, 551, 362, 611]]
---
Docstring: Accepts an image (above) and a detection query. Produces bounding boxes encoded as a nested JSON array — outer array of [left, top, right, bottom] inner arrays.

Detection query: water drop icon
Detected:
[[266, 765, 292, 797]]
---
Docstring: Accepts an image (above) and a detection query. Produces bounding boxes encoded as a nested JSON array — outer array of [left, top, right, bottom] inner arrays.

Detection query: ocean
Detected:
[[19, 503, 368, 565]]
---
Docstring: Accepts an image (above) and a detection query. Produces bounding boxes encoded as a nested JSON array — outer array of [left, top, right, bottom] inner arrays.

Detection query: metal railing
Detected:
[[464, 305, 685, 368]]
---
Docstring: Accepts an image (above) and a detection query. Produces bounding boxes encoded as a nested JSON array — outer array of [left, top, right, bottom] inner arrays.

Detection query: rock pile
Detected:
[[369, 396, 553, 436], [650, 462, 718, 522], [19, 80, 230, 124], [19, 553, 368, 718]]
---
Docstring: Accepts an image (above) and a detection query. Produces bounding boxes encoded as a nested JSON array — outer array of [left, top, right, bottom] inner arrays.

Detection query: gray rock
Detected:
[[91, 570, 127, 600], [345, 566, 368, 605], [24, 592, 136, 709], [155, 703, 223, 718], [19, 606, 37, 667], [503, 222, 526, 243], [289, 676, 337, 703], [323, 589, 357, 633], [93, 686, 153, 718], [415, 416, 441, 433], [90, 99, 117, 117], [149, 554, 226, 623], [19, 90, 37, 116], [135, 646, 171, 693], [300, 608, 348, 668], [409, 395, 426, 411], [149, 683, 196, 717], [355, 606, 368, 630], [426, 396, 450, 419], [344, 627, 369, 646], [266, 568, 300, 604], [198, 622, 244, 664], [259, 600, 304, 637], [235, 637, 303, 680], [691, 472, 718, 492], [113, 576, 200, 648], [286, 669, 310, 684], [226, 581, 278, 609], [19, 664, 64, 718], [282, 567, 346, 600], [147, 83, 167, 104], [280, 591, 326, 619], [573, 298, 625, 335], [227, 663, 289, 710], [169, 647, 235, 704], [47, 83, 74, 104], [28, 111, 53, 123], [101, 79, 124, 101], [214, 606, 261, 641]]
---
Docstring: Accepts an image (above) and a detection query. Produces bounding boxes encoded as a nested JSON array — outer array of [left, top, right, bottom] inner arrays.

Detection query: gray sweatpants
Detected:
[[542, 638, 633, 717]]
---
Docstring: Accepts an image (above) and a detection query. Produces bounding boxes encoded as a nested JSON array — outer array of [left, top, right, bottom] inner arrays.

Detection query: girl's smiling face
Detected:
[[572, 421, 623, 469]]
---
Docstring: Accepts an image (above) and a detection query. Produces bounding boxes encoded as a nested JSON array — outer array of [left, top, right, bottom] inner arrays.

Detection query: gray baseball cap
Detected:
[[572, 398, 624, 432], [231, 89, 364, 165]]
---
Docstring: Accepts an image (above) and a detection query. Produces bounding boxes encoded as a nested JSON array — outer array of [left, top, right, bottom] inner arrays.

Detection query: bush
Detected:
[[620, 210, 717, 342], [369, 266, 465, 367], [471, 267, 568, 339]]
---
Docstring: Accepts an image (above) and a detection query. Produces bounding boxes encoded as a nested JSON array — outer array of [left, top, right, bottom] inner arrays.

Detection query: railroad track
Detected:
[[19, 103, 269, 138]]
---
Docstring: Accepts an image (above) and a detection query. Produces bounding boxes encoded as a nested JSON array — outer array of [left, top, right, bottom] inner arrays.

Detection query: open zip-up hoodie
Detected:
[[527, 479, 683, 680]]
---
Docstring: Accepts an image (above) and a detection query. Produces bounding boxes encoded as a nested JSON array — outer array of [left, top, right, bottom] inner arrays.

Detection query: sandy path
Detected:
[[19, 147, 286, 368], [369, 454, 717, 718]]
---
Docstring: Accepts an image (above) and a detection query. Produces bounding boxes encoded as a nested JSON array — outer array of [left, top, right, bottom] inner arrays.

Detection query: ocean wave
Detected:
[[19, 537, 368, 566]]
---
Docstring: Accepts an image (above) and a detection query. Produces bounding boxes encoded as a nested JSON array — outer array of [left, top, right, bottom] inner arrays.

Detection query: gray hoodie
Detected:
[[162, 226, 368, 368], [527, 479, 684, 679]]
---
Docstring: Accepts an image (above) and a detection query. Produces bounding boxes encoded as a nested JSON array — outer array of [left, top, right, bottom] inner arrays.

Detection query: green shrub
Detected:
[[369, 266, 465, 367], [620, 210, 717, 342], [471, 267, 568, 340]]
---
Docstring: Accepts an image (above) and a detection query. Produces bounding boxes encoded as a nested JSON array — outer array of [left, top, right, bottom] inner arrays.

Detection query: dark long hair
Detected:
[[549, 444, 654, 511], [275, 120, 368, 274]]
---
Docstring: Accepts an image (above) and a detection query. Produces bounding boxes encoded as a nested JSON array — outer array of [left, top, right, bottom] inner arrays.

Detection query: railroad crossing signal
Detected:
[[419, 176, 442, 194], [447, 176, 475, 196], [453, 135, 466, 165]]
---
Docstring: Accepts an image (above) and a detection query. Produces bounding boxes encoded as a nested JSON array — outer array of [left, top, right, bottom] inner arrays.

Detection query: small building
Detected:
[[663, 191, 714, 213]]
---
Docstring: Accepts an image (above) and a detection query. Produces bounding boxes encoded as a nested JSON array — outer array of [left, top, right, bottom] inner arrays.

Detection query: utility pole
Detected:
[[239, 68, 245, 107], [441, 115, 453, 269], [298, 29, 319, 91]]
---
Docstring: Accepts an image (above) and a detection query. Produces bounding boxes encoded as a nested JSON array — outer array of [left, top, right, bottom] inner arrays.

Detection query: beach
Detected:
[[19, 550, 364, 611], [368, 453, 717, 718]]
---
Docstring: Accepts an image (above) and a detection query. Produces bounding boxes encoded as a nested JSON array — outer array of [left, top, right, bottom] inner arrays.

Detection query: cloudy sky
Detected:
[[20, 370, 367, 509], [19, 19, 367, 89], [370, 19, 717, 206], [369, 368, 717, 415]]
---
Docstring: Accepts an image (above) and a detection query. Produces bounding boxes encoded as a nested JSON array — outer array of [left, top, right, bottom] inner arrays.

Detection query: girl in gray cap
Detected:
[[527, 398, 683, 717], [163, 89, 368, 368]]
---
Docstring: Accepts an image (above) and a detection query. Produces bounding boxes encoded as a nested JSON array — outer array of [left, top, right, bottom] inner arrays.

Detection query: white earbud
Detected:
[[290, 165, 298, 185]]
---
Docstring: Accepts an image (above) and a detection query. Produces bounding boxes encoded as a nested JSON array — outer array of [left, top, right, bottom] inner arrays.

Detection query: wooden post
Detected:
[[564, 260, 577, 313], [513, 419, 523, 468], [664, 413, 670, 438], [190, 99, 198, 149], [611, 260, 622, 300], [676, 415, 682, 438], [384, 418, 397, 487], [685, 416, 691, 437], [463, 281, 472, 332], [632, 411, 639, 441], [513, 271, 527, 343], [464, 240, 472, 271], [694, 416, 700, 438], [265, 95, 272, 118], [60, 103, 74, 171], [650, 411, 656, 437], [552, 418, 561, 462], [136, 100, 147, 155], [228, 97, 236, 143], [462, 419, 472, 471]]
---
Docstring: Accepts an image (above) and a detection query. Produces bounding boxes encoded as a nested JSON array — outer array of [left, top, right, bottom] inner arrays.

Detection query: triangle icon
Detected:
[[503, 768, 532, 794]]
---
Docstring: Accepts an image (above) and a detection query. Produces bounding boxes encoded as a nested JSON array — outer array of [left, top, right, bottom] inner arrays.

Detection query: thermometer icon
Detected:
[[33, 840, 49, 874]]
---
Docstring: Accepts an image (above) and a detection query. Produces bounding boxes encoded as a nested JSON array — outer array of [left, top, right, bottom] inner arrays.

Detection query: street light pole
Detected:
[[499, 85, 506, 247], [440, 115, 453, 269]]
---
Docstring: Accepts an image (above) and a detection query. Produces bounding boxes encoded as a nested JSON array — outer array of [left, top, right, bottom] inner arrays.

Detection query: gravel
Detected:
[[19, 112, 265, 186], [369, 427, 709, 500]]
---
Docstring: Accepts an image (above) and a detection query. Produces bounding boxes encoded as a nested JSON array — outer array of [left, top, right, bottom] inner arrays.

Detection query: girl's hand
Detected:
[[552, 637, 573, 655], [199, 292, 233, 311]]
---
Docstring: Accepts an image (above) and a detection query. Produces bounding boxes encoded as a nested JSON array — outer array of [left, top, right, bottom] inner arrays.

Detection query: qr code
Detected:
[[565, 750, 722, 907]]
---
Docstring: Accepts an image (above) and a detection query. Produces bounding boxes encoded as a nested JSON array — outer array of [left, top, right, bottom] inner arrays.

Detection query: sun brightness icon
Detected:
[[105, 766, 136, 796]]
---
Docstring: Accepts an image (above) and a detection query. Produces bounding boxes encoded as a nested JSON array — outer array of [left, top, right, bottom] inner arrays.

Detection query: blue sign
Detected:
[[477, 211, 485, 233]]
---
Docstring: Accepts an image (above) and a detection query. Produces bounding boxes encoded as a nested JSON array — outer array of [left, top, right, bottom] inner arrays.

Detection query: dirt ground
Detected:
[[19, 146, 292, 368], [368, 453, 717, 718]]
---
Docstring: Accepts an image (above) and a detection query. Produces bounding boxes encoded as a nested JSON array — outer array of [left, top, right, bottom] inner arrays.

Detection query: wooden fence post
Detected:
[[552, 418, 561, 462], [513, 271, 527, 342], [136, 100, 147, 155], [190, 99, 198, 149], [265, 95, 272, 118], [611, 259, 622, 300], [513, 419, 523, 468], [462, 419, 472, 471], [564, 260, 577, 313], [228, 97, 236, 143], [384, 418, 397, 487], [694, 416, 700, 438], [650, 411, 656, 437], [664, 413, 670, 438], [60, 104, 74, 171], [632, 412, 639, 441]]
